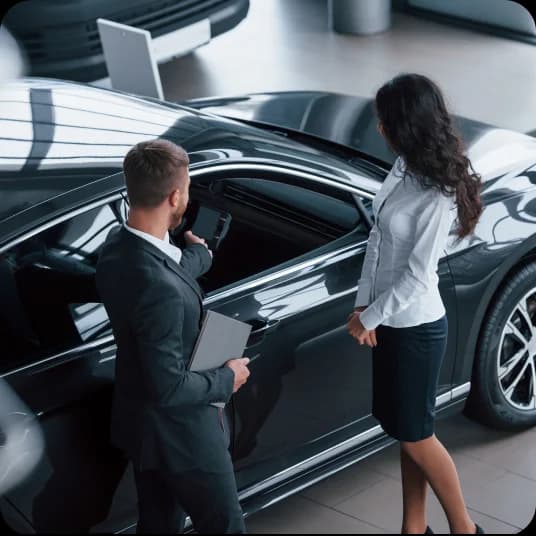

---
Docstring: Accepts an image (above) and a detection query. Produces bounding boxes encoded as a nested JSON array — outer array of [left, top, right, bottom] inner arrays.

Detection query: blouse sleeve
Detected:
[[354, 223, 381, 307]]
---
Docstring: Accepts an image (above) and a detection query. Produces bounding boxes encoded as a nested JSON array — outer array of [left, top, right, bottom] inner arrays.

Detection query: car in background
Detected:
[[0, 78, 535, 532], [2, 0, 249, 82]]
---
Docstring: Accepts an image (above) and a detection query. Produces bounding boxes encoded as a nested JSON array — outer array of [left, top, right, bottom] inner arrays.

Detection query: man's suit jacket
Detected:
[[96, 226, 235, 474]]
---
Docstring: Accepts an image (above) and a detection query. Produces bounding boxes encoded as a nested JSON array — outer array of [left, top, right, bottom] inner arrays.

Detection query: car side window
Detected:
[[188, 176, 369, 293], [224, 178, 362, 236], [0, 199, 125, 373]]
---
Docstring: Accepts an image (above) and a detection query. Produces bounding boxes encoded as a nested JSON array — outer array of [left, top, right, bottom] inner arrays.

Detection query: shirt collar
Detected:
[[124, 223, 182, 265]]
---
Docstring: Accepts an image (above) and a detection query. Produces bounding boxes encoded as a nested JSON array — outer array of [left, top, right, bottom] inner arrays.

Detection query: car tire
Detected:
[[465, 260, 536, 430]]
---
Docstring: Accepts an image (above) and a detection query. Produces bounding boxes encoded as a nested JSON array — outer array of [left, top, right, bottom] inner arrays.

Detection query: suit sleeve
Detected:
[[131, 280, 234, 408], [180, 243, 213, 279], [359, 192, 452, 330], [354, 223, 381, 307]]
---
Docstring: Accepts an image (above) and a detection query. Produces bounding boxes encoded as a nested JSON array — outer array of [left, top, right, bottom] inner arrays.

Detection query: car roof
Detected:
[[0, 78, 381, 233], [0, 78, 206, 221]]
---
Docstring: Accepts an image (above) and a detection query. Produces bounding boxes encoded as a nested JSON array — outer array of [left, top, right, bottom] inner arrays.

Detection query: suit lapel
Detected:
[[120, 227, 204, 304], [162, 255, 204, 304]]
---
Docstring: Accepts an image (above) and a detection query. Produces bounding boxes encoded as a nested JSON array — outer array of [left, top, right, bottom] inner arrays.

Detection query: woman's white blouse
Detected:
[[355, 157, 458, 331]]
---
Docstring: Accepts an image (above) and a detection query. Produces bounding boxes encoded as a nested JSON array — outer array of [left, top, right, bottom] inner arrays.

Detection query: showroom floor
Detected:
[[156, 1, 536, 533], [159, 0, 536, 134], [244, 415, 536, 534]]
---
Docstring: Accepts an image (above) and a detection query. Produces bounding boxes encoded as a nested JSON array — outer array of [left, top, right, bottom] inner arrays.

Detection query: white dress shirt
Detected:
[[124, 223, 183, 266], [355, 157, 458, 331]]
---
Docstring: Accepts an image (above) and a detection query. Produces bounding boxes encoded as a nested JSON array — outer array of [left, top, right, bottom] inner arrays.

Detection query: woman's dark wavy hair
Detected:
[[375, 73, 483, 239]]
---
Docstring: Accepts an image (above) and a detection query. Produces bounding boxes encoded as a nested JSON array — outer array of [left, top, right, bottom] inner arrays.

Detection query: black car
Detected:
[[0, 78, 535, 533], [2, 0, 249, 82]]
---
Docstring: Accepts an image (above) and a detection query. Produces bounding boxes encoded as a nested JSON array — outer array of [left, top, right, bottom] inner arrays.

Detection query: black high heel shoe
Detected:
[[424, 527, 434, 534], [475, 524, 485, 534]]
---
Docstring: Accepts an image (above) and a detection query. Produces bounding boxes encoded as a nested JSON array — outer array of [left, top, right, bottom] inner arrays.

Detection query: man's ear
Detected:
[[169, 188, 181, 207]]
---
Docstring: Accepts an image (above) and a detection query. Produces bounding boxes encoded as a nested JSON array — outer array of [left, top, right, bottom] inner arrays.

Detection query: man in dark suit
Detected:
[[96, 139, 250, 534]]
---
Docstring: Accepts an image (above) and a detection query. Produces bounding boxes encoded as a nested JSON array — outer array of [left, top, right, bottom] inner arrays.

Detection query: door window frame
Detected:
[[192, 163, 374, 303]]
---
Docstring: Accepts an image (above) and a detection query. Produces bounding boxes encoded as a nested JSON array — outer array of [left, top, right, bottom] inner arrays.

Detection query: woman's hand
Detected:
[[347, 308, 377, 347]]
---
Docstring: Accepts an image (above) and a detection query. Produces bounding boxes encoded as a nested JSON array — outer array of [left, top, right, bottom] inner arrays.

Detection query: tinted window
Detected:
[[188, 177, 367, 292], [224, 178, 360, 234], [0, 199, 125, 372]]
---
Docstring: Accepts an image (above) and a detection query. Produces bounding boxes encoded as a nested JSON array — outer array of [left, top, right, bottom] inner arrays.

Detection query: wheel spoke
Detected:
[[517, 301, 536, 336], [506, 320, 531, 346], [504, 359, 530, 400], [499, 346, 528, 381], [531, 361, 536, 410]]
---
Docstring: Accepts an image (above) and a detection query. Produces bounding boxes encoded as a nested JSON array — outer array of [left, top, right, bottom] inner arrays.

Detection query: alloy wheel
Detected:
[[497, 288, 536, 410]]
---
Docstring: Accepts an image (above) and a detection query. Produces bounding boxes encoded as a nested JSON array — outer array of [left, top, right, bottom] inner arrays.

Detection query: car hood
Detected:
[[184, 91, 536, 186]]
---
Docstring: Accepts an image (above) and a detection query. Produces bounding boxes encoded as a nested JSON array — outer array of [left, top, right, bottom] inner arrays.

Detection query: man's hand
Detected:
[[224, 357, 251, 393], [184, 230, 212, 257], [347, 309, 377, 347]]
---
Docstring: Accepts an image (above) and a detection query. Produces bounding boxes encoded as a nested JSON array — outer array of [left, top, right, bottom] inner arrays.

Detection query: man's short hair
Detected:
[[123, 139, 189, 208]]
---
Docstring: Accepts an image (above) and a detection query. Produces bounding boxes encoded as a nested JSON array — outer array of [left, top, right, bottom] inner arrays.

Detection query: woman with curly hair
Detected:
[[347, 73, 484, 534]]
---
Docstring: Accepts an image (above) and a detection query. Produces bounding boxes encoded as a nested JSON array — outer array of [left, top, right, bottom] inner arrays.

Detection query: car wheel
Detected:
[[465, 261, 536, 430]]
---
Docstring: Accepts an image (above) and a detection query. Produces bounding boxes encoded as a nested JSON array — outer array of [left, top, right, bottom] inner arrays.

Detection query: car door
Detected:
[[195, 167, 459, 492], [191, 169, 379, 490], [0, 197, 134, 533]]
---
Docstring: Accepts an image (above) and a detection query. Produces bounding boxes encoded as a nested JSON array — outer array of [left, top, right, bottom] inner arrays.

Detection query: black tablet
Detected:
[[190, 206, 232, 252]]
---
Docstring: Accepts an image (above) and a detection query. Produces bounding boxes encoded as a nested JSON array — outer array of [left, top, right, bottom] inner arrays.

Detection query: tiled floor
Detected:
[[156, 1, 536, 533], [243, 414, 535, 534]]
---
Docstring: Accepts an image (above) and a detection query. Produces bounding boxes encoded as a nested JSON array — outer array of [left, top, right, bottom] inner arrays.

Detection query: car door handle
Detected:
[[247, 319, 280, 346]]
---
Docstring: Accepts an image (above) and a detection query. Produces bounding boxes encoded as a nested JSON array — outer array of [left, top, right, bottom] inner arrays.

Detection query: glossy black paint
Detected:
[[0, 79, 535, 533], [183, 91, 500, 168]]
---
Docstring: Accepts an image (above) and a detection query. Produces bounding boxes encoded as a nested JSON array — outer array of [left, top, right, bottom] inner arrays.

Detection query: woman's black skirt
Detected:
[[371, 314, 448, 442]]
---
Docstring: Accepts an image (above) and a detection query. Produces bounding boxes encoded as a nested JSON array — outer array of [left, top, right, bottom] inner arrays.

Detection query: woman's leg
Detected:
[[400, 434, 476, 534], [400, 444, 428, 533]]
